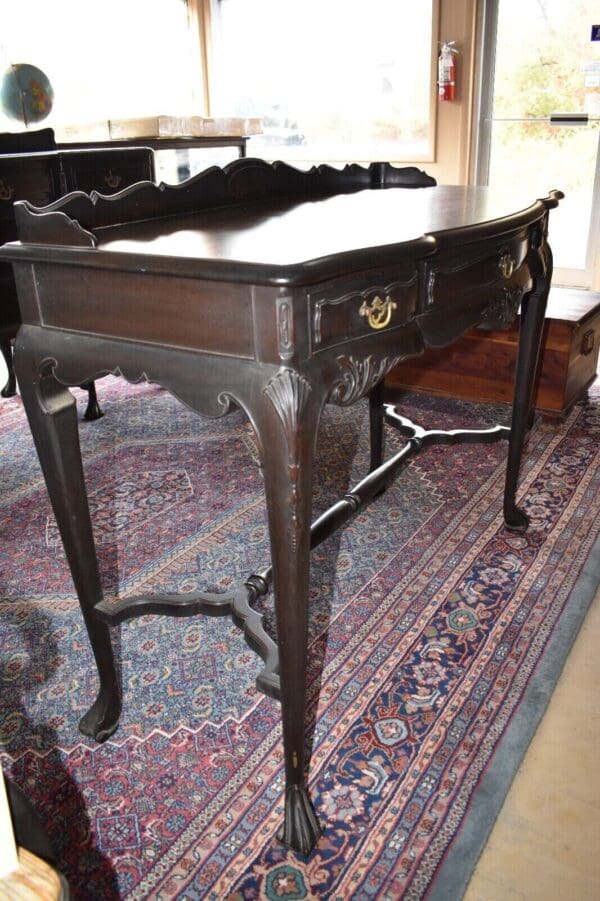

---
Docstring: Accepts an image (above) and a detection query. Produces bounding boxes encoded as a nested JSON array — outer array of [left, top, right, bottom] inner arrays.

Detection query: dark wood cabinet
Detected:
[[1, 147, 154, 399], [56, 148, 154, 196]]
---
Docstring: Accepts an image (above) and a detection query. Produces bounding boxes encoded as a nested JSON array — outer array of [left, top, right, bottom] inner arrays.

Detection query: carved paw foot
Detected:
[[277, 785, 322, 857], [504, 505, 529, 533], [78, 690, 121, 743]]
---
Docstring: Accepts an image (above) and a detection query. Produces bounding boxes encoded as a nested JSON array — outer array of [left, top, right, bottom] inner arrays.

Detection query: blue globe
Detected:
[[0, 64, 53, 124]]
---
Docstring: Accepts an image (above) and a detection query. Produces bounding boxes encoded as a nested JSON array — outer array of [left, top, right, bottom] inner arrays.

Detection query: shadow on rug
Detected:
[[1, 378, 599, 899]]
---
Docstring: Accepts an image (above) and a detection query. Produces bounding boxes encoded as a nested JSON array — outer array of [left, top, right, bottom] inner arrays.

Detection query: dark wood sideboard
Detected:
[[0, 146, 154, 404]]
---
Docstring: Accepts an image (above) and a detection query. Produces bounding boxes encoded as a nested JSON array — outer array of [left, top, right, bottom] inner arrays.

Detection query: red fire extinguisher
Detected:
[[438, 41, 457, 101]]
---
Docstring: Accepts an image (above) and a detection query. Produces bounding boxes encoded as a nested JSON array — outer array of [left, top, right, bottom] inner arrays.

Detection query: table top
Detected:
[[96, 186, 556, 264], [1, 159, 562, 287]]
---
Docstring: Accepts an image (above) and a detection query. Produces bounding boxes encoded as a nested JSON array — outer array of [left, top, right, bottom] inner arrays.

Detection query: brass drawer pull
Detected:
[[104, 170, 122, 189], [498, 253, 516, 279], [0, 178, 14, 201], [359, 294, 397, 329]]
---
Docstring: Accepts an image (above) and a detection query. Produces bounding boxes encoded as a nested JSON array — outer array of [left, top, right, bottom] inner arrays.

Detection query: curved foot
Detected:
[[1, 373, 17, 398], [277, 785, 322, 857], [504, 505, 530, 533], [83, 402, 104, 422], [78, 690, 121, 743], [1, 339, 16, 397], [82, 381, 104, 422]]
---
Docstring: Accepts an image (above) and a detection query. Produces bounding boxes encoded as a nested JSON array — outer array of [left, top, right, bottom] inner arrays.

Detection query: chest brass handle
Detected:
[[359, 294, 397, 330], [499, 253, 516, 279], [581, 329, 595, 356]]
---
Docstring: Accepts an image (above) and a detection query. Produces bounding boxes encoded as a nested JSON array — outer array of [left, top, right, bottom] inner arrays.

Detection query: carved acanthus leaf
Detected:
[[329, 354, 402, 406], [481, 286, 524, 329]]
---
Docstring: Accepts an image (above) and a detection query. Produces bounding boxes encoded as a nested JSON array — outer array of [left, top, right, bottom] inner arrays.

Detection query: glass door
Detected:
[[475, 0, 600, 289]]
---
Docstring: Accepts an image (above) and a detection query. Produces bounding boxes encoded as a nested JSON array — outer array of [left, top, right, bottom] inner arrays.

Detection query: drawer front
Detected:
[[0, 158, 53, 219], [309, 267, 419, 354], [426, 231, 531, 311], [64, 150, 154, 195]]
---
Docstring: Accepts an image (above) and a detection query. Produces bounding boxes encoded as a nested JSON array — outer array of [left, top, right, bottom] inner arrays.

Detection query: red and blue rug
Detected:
[[1, 377, 599, 899]]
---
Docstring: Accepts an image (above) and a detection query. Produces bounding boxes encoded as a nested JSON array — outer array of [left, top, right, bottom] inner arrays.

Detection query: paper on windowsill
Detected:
[[107, 115, 263, 139]]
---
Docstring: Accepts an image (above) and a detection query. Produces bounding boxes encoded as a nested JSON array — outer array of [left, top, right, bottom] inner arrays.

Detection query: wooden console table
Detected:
[[0, 159, 562, 855]]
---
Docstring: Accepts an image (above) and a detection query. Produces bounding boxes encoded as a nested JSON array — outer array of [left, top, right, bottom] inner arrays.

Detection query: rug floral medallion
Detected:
[[1, 377, 598, 899]]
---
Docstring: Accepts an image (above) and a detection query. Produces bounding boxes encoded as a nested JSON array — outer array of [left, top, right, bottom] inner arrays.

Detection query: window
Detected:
[[0, 0, 198, 134], [0, 1, 439, 172], [209, 0, 437, 163]]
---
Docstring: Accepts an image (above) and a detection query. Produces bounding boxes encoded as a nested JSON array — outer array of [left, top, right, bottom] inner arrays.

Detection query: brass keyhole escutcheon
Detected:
[[359, 294, 397, 330], [499, 253, 516, 279]]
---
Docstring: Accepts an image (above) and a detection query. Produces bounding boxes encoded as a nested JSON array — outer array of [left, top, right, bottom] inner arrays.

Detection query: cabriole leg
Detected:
[[15, 341, 121, 741], [255, 369, 323, 856], [504, 243, 553, 532]]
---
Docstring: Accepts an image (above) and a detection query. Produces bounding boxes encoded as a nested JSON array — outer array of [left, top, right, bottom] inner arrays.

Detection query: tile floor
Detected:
[[464, 586, 600, 900]]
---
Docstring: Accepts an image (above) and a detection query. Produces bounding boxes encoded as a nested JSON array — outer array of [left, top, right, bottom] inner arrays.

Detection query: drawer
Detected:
[[70, 161, 151, 195], [63, 149, 154, 195], [416, 229, 533, 346], [309, 267, 419, 354], [425, 230, 531, 311], [0, 158, 53, 219]]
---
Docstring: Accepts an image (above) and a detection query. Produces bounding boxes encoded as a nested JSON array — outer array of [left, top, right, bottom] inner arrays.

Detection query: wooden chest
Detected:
[[386, 288, 600, 419]]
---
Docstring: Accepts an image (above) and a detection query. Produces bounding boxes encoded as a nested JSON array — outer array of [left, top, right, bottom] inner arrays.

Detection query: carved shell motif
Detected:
[[263, 369, 312, 545], [263, 369, 311, 444], [329, 354, 402, 406]]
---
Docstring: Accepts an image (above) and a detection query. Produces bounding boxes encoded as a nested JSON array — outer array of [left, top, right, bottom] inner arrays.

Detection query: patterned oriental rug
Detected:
[[1, 376, 599, 900]]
